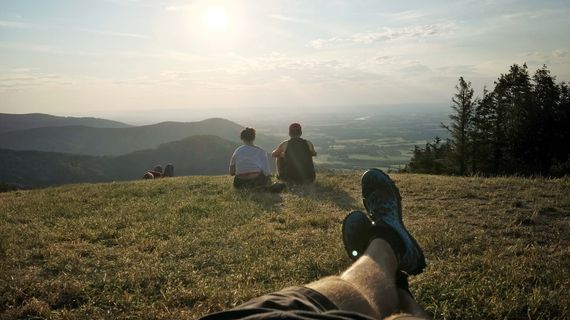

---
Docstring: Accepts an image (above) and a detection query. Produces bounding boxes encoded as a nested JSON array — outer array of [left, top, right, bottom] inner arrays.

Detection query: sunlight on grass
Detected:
[[1, 173, 568, 319]]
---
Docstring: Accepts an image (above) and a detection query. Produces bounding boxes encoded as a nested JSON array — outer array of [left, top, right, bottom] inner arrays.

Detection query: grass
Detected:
[[1, 172, 569, 319]]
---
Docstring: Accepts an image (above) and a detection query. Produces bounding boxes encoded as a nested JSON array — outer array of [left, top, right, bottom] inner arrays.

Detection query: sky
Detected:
[[1, 0, 569, 120]]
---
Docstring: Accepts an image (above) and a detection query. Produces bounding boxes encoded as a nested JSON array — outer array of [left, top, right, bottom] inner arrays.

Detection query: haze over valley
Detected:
[[0, 105, 449, 187]]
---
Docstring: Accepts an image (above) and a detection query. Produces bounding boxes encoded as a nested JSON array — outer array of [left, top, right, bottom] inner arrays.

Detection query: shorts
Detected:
[[233, 174, 270, 189], [199, 286, 375, 320]]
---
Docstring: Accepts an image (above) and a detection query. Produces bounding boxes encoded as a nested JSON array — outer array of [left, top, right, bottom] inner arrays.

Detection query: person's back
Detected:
[[232, 144, 269, 176], [230, 127, 271, 189], [283, 137, 316, 183], [272, 123, 316, 184]]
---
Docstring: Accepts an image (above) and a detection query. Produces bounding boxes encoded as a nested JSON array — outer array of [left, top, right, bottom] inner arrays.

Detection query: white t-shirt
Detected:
[[230, 145, 270, 175]]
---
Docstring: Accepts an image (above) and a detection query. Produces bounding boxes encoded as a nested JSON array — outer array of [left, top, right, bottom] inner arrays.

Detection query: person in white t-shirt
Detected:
[[229, 127, 271, 189]]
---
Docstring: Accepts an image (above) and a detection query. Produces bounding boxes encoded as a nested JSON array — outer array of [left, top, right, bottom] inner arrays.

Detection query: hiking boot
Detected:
[[342, 210, 410, 262], [361, 168, 426, 275], [342, 211, 373, 261]]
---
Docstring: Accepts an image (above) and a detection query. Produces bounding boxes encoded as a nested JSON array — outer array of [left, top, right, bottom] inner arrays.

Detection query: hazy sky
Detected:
[[1, 0, 569, 117]]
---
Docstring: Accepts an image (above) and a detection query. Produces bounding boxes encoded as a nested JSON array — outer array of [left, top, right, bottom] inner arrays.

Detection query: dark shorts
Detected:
[[276, 158, 315, 184], [233, 175, 270, 189], [200, 286, 374, 320]]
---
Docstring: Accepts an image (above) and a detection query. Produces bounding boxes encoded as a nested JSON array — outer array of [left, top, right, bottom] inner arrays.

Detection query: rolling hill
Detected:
[[0, 173, 568, 319], [0, 118, 281, 156], [0, 135, 239, 186], [0, 113, 131, 133]]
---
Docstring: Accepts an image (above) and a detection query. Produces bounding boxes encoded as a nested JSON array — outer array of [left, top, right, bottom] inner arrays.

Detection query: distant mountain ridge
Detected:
[[0, 113, 131, 133], [0, 117, 281, 156], [0, 135, 239, 186]]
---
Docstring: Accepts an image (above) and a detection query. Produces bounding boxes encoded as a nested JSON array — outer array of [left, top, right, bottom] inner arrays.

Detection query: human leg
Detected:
[[202, 168, 428, 320], [396, 289, 430, 318], [306, 238, 400, 319], [276, 157, 287, 180], [313, 169, 427, 318]]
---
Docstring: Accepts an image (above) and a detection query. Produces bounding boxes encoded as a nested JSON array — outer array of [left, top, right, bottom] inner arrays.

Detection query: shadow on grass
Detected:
[[287, 181, 358, 211], [234, 187, 284, 212]]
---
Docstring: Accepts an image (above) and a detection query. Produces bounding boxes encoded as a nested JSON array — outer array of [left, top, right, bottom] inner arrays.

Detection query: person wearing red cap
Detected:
[[271, 123, 317, 183]]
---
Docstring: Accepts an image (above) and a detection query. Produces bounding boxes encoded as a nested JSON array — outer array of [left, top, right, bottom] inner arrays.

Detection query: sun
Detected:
[[202, 7, 229, 31]]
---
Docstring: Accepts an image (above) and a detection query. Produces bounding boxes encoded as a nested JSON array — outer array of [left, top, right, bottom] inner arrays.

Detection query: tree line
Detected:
[[407, 64, 570, 176]]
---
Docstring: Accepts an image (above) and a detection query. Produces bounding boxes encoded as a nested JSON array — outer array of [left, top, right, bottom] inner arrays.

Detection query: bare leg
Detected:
[[307, 239, 399, 319], [276, 157, 284, 178], [395, 289, 431, 319]]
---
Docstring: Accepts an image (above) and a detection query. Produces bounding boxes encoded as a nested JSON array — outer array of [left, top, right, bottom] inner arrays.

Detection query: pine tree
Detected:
[[552, 82, 570, 173], [471, 87, 495, 174], [443, 77, 475, 175], [532, 65, 560, 174], [492, 64, 533, 173]]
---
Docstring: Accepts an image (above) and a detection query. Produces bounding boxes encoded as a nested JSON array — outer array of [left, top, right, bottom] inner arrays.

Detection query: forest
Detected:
[[407, 64, 570, 176]]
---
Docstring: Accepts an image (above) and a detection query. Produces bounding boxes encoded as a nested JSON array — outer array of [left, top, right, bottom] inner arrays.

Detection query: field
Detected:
[[253, 107, 450, 171], [1, 172, 569, 319]]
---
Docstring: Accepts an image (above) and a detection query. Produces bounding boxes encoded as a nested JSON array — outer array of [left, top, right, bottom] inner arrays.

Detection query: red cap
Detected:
[[289, 123, 302, 130], [289, 123, 302, 136]]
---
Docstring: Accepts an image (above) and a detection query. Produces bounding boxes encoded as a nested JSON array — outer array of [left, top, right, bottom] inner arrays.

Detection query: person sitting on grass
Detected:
[[142, 164, 174, 179], [200, 168, 429, 320], [272, 123, 317, 184], [230, 127, 271, 189]]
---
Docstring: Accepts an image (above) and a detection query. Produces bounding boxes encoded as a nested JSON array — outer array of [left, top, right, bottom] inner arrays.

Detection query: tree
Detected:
[[551, 82, 570, 174], [492, 64, 533, 174], [470, 87, 495, 174], [531, 65, 560, 174], [408, 63, 569, 176], [442, 77, 476, 175], [408, 137, 455, 174]]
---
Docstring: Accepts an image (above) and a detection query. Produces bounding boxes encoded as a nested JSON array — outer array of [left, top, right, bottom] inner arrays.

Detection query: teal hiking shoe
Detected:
[[342, 210, 407, 262], [360, 168, 426, 275], [342, 210, 372, 261]]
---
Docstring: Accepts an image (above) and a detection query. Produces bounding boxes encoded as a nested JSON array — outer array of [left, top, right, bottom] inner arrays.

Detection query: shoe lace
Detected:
[[366, 190, 395, 217]]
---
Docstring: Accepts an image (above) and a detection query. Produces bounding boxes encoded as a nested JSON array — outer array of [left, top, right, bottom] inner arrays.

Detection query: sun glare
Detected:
[[203, 7, 229, 31]]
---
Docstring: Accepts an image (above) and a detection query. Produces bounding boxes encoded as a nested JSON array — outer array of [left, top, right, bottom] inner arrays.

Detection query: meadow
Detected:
[[1, 172, 568, 319]]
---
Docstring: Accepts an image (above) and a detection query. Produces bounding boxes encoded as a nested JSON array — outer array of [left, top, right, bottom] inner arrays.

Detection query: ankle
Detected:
[[365, 239, 399, 268], [368, 224, 405, 258]]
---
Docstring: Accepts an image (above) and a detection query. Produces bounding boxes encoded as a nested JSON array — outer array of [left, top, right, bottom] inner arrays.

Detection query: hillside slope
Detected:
[[0, 173, 568, 319], [0, 113, 131, 133], [0, 118, 280, 156], [0, 135, 238, 186]]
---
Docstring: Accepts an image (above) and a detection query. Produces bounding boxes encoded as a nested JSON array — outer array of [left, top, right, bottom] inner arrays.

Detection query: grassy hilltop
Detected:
[[1, 173, 569, 319]]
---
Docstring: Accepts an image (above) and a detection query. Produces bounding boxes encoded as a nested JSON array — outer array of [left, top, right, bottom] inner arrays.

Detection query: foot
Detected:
[[360, 169, 426, 275], [342, 211, 373, 261], [341, 211, 425, 275]]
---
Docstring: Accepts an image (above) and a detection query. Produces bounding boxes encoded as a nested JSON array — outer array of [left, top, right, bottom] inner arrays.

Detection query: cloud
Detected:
[[309, 37, 345, 49], [520, 49, 570, 65], [382, 11, 427, 21], [310, 23, 455, 48], [0, 20, 147, 40], [375, 55, 394, 63], [352, 24, 450, 44], [164, 5, 192, 12], [268, 14, 311, 24], [553, 49, 568, 58], [436, 65, 477, 76], [399, 63, 431, 74], [0, 20, 34, 28], [78, 28, 148, 39], [110, 52, 386, 90], [0, 42, 64, 54], [0, 69, 75, 90], [227, 53, 385, 85]]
